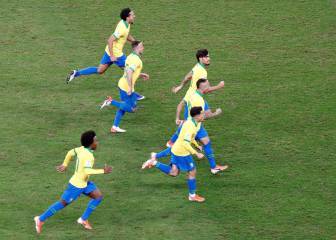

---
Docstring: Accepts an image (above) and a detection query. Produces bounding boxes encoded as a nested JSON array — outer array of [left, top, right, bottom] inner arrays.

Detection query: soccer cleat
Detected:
[[110, 126, 126, 133], [166, 140, 174, 148], [141, 159, 156, 169], [100, 96, 112, 110], [151, 152, 157, 161], [77, 217, 93, 230], [188, 194, 205, 203], [137, 95, 146, 101], [66, 70, 77, 84], [210, 164, 229, 175], [34, 216, 44, 234]]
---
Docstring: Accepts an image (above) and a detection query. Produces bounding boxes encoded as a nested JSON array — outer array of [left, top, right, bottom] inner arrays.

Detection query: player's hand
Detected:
[[56, 164, 67, 173], [172, 85, 182, 94], [127, 90, 132, 95], [218, 81, 225, 88], [196, 152, 204, 159], [141, 73, 150, 80], [176, 119, 183, 125], [215, 108, 222, 116], [104, 164, 113, 174], [197, 145, 203, 152], [110, 55, 117, 62]]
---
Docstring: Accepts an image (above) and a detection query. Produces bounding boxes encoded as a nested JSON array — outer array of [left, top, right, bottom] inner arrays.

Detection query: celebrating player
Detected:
[[66, 8, 145, 100], [100, 40, 149, 133], [164, 78, 228, 174], [142, 106, 206, 203], [34, 131, 112, 234]]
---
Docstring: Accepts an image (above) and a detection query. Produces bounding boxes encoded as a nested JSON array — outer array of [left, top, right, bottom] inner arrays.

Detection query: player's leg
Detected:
[[142, 154, 179, 177], [66, 52, 112, 83], [34, 184, 82, 234], [197, 127, 228, 174], [77, 182, 103, 230], [187, 169, 205, 202], [151, 147, 172, 161]]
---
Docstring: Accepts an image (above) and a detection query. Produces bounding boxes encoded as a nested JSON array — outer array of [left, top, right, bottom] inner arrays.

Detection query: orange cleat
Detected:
[[34, 216, 44, 234], [77, 217, 93, 230], [210, 164, 229, 175], [142, 159, 156, 169], [188, 194, 205, 203]]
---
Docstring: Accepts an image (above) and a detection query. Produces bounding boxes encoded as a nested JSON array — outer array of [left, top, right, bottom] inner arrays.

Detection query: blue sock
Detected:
[[113, 109, 125, 127], [75, 67, 98, 77], [156, 148, 171, 159], [81, 197, 103, 221], [155, 162, 171, 174], [204, 141, 216, 169], [187, 178, 196, 195], [39, 201, 65, 222]]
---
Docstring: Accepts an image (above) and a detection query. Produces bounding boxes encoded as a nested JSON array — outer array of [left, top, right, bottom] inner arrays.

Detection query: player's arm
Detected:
[[127, 34, 136, 43], [107, 34, 118, 62], [204, 81, 225, 94], [172, 71, 193, 93], [140, 72, 150, 80], [84, 164, 113, 175], [56, 149, 76, 172], [204, 108, 222, 119], [126, 68, 134, 95], [175, 100, 185, 125]]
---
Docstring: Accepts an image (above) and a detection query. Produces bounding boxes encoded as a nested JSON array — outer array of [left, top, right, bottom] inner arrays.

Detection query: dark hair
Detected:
[[81, 130, 96, 148], [132, 40, 142, 49], [196, 78, 207, 89], [196, 49, 208, 62], [120, 8, 131, 21], [190, 106, 203, 117]]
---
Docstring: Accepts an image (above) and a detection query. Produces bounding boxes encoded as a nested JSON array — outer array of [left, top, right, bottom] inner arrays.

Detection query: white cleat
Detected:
[[100, 96, 112, 110], [137, 95, 146, 101], [77, 217, 93, 230], [66, 70, 77, 84], [111, 126, 126, 133], [142, 159, 156, 169], [151, 152, 157, 160], [210, 165, 229, 175]]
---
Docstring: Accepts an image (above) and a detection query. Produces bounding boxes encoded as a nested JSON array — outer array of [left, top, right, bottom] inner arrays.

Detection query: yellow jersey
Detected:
[[105, 20, 131, 58], [183, 63, 207, 101], [171, 118, 201, 156], [118, 52, 143, 92], [186, 90, 207, 118], [62, 146, 104, 188]]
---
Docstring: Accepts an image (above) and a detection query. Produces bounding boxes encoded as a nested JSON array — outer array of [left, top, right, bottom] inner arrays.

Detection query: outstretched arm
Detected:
[[107, 35, 118, 62], [84, 164, 112, 175], [204, 81, 225, 94], [127, 34, 136, 43], [172, 71, 193, 93], [56, 149, 76, 172], [175, 100, 185, 125], [126, 68, 134, 95], [204, 108, 222, 119]]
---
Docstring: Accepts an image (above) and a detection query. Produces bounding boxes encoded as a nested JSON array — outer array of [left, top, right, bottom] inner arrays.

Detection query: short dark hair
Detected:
[[132, 40, 142, 49], [120, 8, 131, 21], [190, 106, 203, 117], [81, 130, 96, 148], [196, 49, 209, 62], [196, 78, 207, 89]]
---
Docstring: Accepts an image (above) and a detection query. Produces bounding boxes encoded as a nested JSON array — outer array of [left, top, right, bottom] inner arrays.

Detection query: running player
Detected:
[[33, 131, 112, 234], [66, 8, 144, 100]]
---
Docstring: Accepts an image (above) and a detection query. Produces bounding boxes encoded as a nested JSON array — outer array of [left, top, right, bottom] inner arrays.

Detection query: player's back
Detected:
[[184, 63, 207, 101]]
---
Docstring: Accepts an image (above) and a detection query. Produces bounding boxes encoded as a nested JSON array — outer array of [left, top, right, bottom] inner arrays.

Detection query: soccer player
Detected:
[[172, 49, 225, 120], [100, 40, 149, 133], [66, 8, 145, 100], [165, 78, 228, 174], [142, 106, 206, 203], [34, 131, 112, 234]]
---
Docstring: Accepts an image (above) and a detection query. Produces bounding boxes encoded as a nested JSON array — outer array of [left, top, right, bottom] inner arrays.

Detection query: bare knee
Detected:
[[60, 200, 68, 207], [97, 65, 108, 74], [201, 137, 210, 145], [188, 169, 197, 178]]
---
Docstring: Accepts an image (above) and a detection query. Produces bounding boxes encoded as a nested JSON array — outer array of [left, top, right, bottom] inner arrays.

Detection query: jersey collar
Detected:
[[122, 20, 129, 28], [198, 62, 206, 70], [191, 118, 198, 127], [84, 147, 94, 153], [132, 51, 141, 58], [195, 90, 204, 97]]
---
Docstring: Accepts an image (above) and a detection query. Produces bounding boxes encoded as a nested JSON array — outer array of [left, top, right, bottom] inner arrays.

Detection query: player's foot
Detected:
[[210, 164, 229, 175], [66, 70, 77, 84], [142, 158, 156, 169], [100, 96, 112, 110], [34, 216, 44, 234], [110, 126, 126, 133], [166, 140, 174, 148], [188, 194, 205, 203], [137, 95, 145, 101], [77, 217, 93, 230]]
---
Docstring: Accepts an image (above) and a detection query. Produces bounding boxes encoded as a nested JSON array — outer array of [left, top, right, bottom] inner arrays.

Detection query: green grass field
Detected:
[[1, 0, 335, 239]]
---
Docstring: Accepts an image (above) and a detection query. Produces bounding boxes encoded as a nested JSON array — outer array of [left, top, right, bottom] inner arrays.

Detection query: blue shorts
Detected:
[[119, 88, 137, 109], [170, 153, 196, 172], [183, 100, 210, 120], [100, 52, 126, 68], [61, 181, 97, 204]]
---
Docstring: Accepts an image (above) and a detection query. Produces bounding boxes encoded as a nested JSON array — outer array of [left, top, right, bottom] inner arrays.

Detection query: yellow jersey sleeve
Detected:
[[183, 63, 207, 101], [171, 120, 199, 156], [105, 20, 130, 58], [62, 148, 76, 167], [118, 53, 143, 92]]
